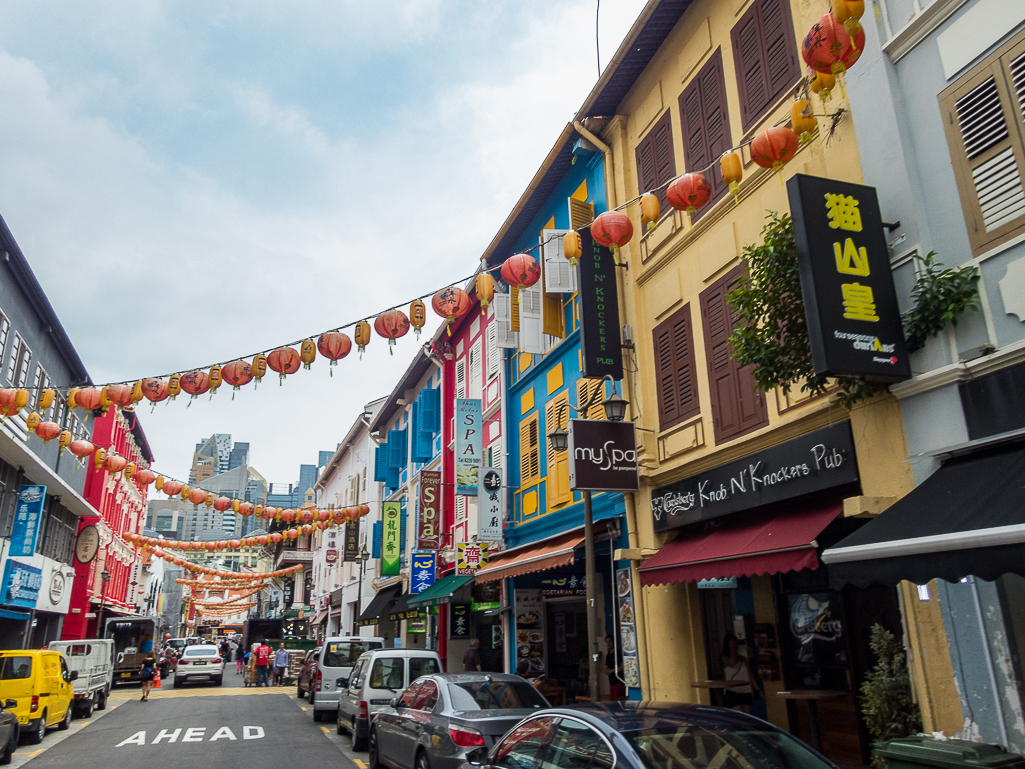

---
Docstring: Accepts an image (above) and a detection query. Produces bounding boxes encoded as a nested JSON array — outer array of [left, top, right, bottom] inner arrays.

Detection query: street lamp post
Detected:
[[97, 569, 112, 637], [547, 376, 630, 703], [353, 544, 370, 635]]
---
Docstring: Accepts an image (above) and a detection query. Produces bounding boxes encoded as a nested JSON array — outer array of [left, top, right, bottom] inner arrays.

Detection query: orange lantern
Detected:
[[256, 535, 268, 546], [188, 488, 207, 505], [239, 502, 254, 517], [107, 384, 134, 409], [409, 300, 427, 339], [750, 127, 800, 179], [232, 498, 240, 512], [76, 388, 102, 411], [162, 480, 183, 497], [204, 492, 215, 508], [208, 365, 222, 396], [476, 273, 494, 314], [267, 347, 300, 384], [39, 389, 55, 411], [155, 475, 165, 491], [791, 99, 817, 146], [332, 509, 348, 525], [317, 332, 352, 374], [563, 232, 582, 266], [180, 370, 210, 400], [500, 254, 541, 298], [640, 193, 660, 232], [253, 504, 264, 518], [104, 454, 128, 474], [26, 412, 40, 434], [67, 388, 80, 410], [251, 354, 268, 385], [301, 524, 313, 536], [35, 421, 61, 443], [58, 430, 72, 452], [135, 469, 157, 487], [590, 210, 634, 250], [167, 374, 181, 400], [93, 448, 107, 470], [373, 310, 410, 354], [720, 152, 743, 204], [269, 532, 283, 544], [354, 321, 372, 357], [299, 509, 314, 524], [142, 378, 169, 403], [300, 339, 317, 370], [431, 287, 471, 336], [213, 496, 232, 512], [802, 13, 864, 81], [666, 173, 712, 224], [280, 508, 296, 523], [69, 440, 94, 459], [221, 360, 253, 394], [809, 69, 836, 106]]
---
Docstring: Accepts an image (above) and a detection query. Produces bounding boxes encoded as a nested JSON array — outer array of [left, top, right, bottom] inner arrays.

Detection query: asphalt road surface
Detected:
[[10, 667, 366, 769]]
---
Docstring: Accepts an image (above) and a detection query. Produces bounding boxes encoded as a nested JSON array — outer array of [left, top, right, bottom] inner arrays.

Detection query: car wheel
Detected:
[[336, 711, 346, 736], [24, 714, 45, 745], [173, 677, 182, 689], [416, 749, 431, 769], [81, 695, 94, 719], [57, 706, 72, 731], [96, 690, 107, 711], [0, 732, 14, 765], [351, 719, 368, 752], [312, 705, 325, 723], [297, 682, 304, 698], [214, 677, 223, 686], [367, 729, 380, 769]]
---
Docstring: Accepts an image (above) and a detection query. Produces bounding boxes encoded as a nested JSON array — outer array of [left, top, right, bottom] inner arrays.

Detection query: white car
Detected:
[[173, 645, 226, 687]]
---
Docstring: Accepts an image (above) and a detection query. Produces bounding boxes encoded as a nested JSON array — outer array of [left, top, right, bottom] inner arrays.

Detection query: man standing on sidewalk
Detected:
[[255, 641, 272, 686], [273, 643, 289, 686]]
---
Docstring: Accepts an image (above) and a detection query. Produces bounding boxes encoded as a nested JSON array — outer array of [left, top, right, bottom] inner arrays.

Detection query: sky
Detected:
[[0, 0, 647, 488]]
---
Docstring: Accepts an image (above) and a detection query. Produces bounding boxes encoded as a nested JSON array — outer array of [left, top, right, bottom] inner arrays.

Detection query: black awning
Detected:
[[387, 592, 419, 621], [356, 585, 400, 626], [821, 442, 1025, 587]]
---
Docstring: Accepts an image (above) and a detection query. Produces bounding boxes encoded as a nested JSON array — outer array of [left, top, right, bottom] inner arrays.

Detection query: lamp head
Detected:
[[602, 392, 629, 422]]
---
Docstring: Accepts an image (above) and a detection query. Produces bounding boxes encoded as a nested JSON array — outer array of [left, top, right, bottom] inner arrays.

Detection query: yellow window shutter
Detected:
[[545, 394, 571, 507], [520, 413, 540, 483], [511, 288, 520, 333]]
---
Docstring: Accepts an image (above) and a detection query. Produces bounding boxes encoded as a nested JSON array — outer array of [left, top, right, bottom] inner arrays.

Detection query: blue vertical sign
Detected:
[[410, 551, 436, 595], [455, 398, 482, 495], [10, 485, 46, 557]]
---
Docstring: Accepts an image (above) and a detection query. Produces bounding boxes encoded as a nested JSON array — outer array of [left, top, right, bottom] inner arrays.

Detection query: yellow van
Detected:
[[0, 650, 76, 744]]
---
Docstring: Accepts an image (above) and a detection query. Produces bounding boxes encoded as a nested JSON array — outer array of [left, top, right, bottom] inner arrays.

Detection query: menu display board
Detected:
[[514, 588, 545, 675], [616, 568, 640, 689]]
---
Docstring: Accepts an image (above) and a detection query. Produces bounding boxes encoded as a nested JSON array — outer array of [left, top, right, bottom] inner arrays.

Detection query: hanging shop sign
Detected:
[[568, 420, 638, 492], [418, 471, 442, 549], [477, 466, 504, 543], [382, 502, 402, 576], [325, 549, 338, 564], [10, 484, 47, 557], [343, 519, 360, 563], [577, 230, 624, 380], [1, 559, 42, 609], [615, 568, 640, 688], [410, 551, 437, 595], [456, 399, 482, 495], [74, 524, 100, 565], [787, 174, 911, 382], [456, 542, 489, 576], [449, 603, 471, 638], [698, 577, 739, 589], [651, 422, 858, 532]]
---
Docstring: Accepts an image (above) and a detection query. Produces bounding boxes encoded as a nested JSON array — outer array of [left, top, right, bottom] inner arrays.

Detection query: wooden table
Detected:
[[776, 689, 848, 752]]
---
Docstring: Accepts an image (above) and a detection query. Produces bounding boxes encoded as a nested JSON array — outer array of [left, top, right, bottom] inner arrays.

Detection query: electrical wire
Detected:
[[596, 0, 601, 78]]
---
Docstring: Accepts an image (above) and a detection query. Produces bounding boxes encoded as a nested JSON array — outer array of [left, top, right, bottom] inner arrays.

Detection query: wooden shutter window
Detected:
[[679, 50, 732, 219], [652, 304, 700, 430], [634, 110, 677, 216], [568, 198, 596, 230], [576, 378, 606, 421], [519, 413, 540, 484], [731, 0, 800, 131], [545, 393, 571, 507], [699, 266, 767, 444], [941, 33, 1025, 255]]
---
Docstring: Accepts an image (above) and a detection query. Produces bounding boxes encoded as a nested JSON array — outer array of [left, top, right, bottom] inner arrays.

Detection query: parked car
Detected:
[[435, 701, 840, 769], [338, 648, 442, 750], [47, 640, 114, 717], [0, 697, 17, 765], [370, 674, 550, 769], [0, 650, 76, 745], [309, 637, 386, 723], [165, 637, 190, 655], [172, 644, 225, 688], [296, 647, 320, 700]]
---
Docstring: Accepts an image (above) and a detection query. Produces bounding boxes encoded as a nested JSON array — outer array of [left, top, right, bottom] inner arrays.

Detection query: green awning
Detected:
[[408, 574, 473, 609]]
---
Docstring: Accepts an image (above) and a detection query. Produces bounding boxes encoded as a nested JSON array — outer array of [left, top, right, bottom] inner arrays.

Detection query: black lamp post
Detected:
[[353, 543, 370, 635], [98, 569, 112, 636], [546, 376, 630, 702]]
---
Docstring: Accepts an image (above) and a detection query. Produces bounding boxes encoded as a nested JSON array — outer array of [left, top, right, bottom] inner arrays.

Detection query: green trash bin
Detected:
[[876, 737, 1025, 769]]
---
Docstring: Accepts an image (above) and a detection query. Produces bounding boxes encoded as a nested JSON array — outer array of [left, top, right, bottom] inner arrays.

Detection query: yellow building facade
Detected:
[[573, 0, 965, 760]]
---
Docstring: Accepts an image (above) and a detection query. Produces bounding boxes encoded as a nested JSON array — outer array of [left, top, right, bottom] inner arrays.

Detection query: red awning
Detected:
[[475, 528, 589, 583], [638, 503, 842, 587]]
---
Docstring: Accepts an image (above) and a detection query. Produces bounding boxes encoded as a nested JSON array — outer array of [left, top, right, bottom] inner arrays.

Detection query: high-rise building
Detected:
[[229, 442, 250, 471]]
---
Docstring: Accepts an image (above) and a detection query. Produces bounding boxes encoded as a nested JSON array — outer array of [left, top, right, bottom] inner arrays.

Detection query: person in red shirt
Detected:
[[255, 642, 272, 686]]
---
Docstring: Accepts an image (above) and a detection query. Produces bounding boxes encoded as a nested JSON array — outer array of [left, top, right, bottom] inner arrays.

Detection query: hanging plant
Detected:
[[727, 213, 980, 409]]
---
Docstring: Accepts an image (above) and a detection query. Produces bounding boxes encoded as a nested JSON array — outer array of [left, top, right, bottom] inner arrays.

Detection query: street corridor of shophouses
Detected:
[[3, 2, 1025, 769]]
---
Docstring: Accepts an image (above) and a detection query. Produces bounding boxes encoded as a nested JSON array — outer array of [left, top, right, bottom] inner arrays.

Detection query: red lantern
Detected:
[[68, 440, 94, 459], [317, 332, 352, 373], [221, 360, 253, 393], [666, 173, 712, 217], [802, 13, 864, 78], [432, 287, 471, 336], [590, 211, 634, 249], [106, 384, 135, 409], [76, 388, 103, 411], [213, 496, 232, 512], [141, 378, 169, 403], [750, 127, 801, 176], [373, 310, 410, 354], [204, 542, 216, 552], [256, 535, 268, 546], [317, 509, 331, 522], [269, 532, 283, 544], [34, 421, 61, 443], [332, 509, 348, 525], [280, 508, 296, 523], [188, 488, 207, 505], [104, 454, 129, 474], [135, 469, 157, 487], [360, 504, 370, 517], [500, 254, 541, 295], [180, 370, 210, 399], [301, 524, 313, 536], [299, 509, 314, 524], [267, 347, 300, 384], [239, 502, 254, 517], [347, 506, 361, 522]]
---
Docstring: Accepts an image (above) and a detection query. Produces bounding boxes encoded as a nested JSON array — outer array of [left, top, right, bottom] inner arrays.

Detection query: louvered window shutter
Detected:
[[679, 50, 732, 215], [731, 0, 799, 131], [373, 445, 388, 483], [469, 339, 483, 399], [942, 39, 1025, 255], [489, 442, 502, 469], [634, 111, 676, 215], [519, 415, 540, 483], [542, 229, 577, 293], [493, 293, 519, 350], [486, 322, 501, 378], [418, 387, 440, 434], [372, 520, 382, 558], [568, 198, 596, 230], [576, 378, 606, 420], [653, 304, 701, 430], [455, 495, 466, 523], [455, 358, 467, 399], [545, 395, 571, 507], [518, 286, 545, 355]]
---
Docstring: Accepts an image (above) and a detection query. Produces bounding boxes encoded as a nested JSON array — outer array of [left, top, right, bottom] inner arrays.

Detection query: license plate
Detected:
[[195, 662, 206, 666], [121, 673, 131, 678]]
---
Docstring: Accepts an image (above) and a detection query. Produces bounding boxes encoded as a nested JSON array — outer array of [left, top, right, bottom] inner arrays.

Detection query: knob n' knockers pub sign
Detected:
[[787, 174, 911, 382], [578, 230, 624, 381]]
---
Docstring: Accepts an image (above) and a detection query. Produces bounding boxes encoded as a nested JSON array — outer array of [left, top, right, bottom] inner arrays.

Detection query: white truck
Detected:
[[47, 639, 114, 717]]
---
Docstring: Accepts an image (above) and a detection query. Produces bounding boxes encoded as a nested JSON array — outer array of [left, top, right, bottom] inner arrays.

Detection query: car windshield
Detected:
[[0, 656, 32, 679], [409, 657, 440, 679], [449, 680, 549, 711], [624, 725, 834, 769], [184, 647, 219, 657], [324, 641, 379, 668]]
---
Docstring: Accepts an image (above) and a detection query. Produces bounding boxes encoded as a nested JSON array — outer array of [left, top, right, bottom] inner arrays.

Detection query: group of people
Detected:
[[237, 640, 291, 686]]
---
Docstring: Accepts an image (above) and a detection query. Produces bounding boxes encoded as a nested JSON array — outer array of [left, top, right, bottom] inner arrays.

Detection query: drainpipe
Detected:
[[969, 576, 1009, 746]]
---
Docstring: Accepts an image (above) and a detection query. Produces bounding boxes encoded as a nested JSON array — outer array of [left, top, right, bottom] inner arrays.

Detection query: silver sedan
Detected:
[[172, 644, 226, 687], [369, 674, 549, 769]]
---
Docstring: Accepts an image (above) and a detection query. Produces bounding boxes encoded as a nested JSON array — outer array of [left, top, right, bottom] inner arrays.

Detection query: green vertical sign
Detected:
[[382, 501, 401, 576]]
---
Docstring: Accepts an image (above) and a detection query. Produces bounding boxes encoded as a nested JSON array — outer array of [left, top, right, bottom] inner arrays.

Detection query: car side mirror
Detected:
[[3, 700, 15, 710], [338, 678, 349, 689], [390, 697, 401, 708], [465, 749, 487, 767], [70, 671, 79, 681]]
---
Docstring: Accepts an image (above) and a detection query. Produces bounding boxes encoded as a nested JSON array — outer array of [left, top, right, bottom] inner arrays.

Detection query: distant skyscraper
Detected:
[[229, 442, 250, 471]]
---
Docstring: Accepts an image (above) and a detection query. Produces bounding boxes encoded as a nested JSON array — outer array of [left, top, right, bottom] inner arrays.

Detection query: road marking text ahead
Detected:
[[116, 726, 265, 746]]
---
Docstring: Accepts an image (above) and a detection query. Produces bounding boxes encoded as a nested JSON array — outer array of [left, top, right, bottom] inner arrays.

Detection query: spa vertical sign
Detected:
[[417, 471, 441, 550], [456, 398, 482, 495]]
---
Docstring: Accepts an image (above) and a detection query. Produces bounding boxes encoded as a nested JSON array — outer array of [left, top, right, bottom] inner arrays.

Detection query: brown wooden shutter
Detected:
[[568, 198, 596, 230], [731, 0, 800, 131], [679, 50, 732, 218], [699, 266, 767, 443], [653, 304, 700, 430], [634, 110, 676, 215]]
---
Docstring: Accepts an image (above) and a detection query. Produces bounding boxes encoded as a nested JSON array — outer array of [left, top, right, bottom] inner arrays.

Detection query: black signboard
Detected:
[[651, 422, 859, 532], [578, 230, 624, 380], [787, 174, 911, 382], [449, 603, 471, 638], [343, 519, 360, 563], [568, 419, 639, 492]]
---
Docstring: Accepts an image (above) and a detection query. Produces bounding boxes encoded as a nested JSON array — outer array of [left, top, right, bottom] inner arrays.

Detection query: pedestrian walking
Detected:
[[273, 643, 289, 686], [235, 642, 245, 674], [463, 638, 482, 672], [139, 652, 158, 701], [254, 641, 272, 686]]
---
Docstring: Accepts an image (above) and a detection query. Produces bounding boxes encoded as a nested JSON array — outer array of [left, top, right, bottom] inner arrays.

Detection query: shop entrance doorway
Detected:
[[544, 599, 588, 697]]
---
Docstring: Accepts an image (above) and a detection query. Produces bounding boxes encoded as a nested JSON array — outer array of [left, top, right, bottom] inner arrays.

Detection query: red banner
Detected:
[[418, 471, 441, 550]]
